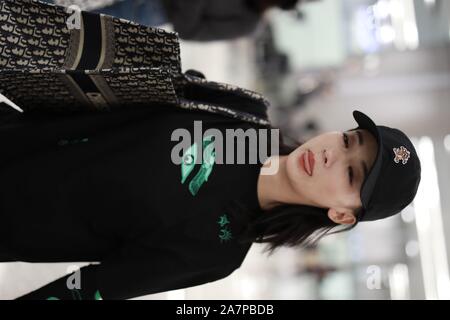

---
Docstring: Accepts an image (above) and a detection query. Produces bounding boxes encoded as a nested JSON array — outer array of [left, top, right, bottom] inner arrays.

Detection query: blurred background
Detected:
[[1, 0, 450, 300]]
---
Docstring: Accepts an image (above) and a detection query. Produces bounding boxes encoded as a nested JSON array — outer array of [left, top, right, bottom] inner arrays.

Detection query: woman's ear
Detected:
[[327, 208, 356, 225]]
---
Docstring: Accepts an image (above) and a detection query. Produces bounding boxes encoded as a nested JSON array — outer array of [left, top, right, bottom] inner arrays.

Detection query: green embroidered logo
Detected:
[[218, 214, 233, 243], [218, 214, 230, 227], [181, 135, 216, 196], [46, 289, 103, 300]]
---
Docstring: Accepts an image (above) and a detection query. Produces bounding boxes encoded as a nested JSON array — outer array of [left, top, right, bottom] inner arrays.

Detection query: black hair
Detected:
[[234, 125, 361, 257]]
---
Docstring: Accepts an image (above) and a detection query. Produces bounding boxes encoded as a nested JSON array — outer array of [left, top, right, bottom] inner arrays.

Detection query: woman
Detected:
[[1, 0, 421, 300], [1, 106, 420, 300]]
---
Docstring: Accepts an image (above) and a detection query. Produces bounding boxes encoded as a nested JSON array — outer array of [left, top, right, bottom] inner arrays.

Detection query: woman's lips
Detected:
[[308, 150, 315, 176], [299, 150, 315, 176], [299, 152, 308, 175]]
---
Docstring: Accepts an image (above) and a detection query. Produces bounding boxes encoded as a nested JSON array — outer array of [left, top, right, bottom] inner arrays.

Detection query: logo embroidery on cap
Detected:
[[393, 146, 410, 165]]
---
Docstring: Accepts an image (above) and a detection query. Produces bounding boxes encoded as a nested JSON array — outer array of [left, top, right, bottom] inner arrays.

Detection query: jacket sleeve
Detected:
[[15, 245, 235, 300]]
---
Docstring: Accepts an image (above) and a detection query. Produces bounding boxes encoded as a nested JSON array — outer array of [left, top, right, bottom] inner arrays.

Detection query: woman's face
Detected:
[[285, 128, 378, 224]]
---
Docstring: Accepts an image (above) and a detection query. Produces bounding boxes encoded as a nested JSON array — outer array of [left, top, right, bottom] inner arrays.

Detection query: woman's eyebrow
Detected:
[[356, 130, 364, 146]]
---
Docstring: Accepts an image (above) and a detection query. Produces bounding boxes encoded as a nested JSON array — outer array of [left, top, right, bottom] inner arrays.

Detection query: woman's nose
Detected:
[[324, 149, 338, 168]]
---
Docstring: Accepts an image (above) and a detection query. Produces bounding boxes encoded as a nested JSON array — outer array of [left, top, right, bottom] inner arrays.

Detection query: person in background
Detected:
[[42, 0, 318, 41], [159, 0, 309, 41]]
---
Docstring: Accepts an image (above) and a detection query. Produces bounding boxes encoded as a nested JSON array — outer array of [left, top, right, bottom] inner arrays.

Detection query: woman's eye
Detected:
[[343, 133, 353, 184], [343, 133, 349, 148], [349, 167, 354, 185]]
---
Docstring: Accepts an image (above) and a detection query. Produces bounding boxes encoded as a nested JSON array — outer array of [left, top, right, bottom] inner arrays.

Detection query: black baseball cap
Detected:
[[351, 110, 421, 222]]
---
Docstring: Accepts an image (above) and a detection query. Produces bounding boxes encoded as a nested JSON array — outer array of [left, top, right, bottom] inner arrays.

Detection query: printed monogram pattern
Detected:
[[111, 17, 181, 73], [0, 68, 180, 113], [0, 0, 72, 69], [0, 70, 80, 113], [0, 0, 270, 126], [0, 0, 180, 113]]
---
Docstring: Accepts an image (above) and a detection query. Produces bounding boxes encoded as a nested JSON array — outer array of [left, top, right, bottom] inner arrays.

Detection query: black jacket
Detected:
[[3, 105, 271, 300]]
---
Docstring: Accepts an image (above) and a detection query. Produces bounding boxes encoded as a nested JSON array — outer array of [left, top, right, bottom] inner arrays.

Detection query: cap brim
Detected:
[[352, 110, 383, 221]]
